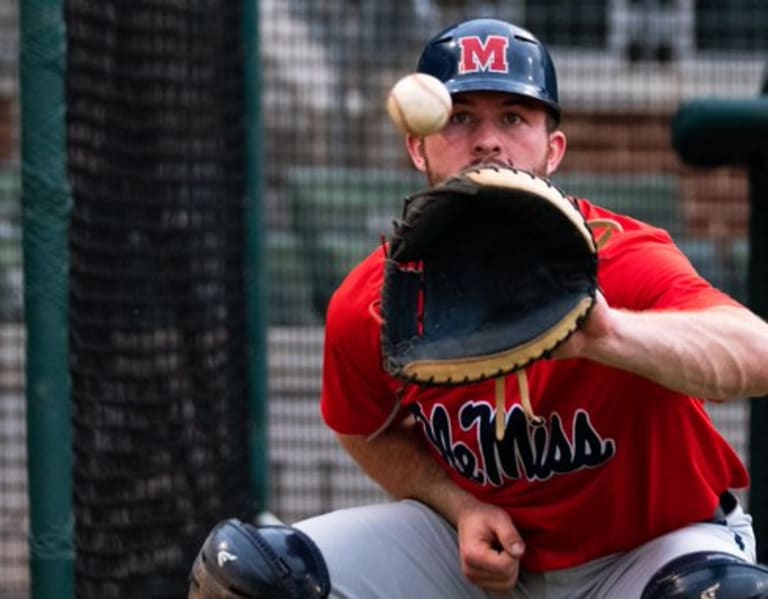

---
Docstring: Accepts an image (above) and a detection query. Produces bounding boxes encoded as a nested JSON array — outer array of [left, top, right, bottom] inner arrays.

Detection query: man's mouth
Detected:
[[468, 158, 513, 170]]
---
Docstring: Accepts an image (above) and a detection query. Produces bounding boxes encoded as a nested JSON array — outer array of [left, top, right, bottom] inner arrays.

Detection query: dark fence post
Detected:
[[747, 71, 768, 564]]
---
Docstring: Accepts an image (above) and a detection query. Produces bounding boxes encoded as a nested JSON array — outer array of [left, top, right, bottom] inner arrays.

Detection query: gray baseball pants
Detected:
[[294, 497, 755, 598]]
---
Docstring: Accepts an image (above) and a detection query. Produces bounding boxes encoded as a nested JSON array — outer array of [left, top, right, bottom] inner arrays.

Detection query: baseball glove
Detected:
[[380, 166, 599, 435]]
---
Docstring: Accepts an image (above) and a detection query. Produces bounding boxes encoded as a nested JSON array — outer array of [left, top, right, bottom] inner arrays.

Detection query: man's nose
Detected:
[[472, 121, 503, 156]]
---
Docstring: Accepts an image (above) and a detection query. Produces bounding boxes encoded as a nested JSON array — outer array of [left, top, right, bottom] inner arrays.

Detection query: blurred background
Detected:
[[1, 1, 766, 597]]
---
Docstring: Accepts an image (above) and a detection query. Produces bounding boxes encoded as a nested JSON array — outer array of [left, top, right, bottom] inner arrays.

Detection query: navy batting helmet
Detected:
[[417, 18, 560, 121], [641, 551, 768, 599], [188, 519, 330, 599]]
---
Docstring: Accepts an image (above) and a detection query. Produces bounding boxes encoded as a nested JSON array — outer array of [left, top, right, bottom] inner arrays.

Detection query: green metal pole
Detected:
[[670, 98, 768, 167], [748, 157, 768, 564], [747, 72, 768, 565], [19, 0, 74, 597], [242, 0, 270, 514]]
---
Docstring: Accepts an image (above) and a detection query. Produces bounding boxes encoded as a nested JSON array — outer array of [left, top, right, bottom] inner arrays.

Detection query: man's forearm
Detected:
[[337, 423, 481, 527], [586, 305, 768, 400]]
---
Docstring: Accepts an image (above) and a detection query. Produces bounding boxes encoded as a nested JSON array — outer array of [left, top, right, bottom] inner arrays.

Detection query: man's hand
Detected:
[[456, 500, 525, 594], [552, 290, 616, 360], [338, 428, 526, 593], [552, 290, 768, 400]]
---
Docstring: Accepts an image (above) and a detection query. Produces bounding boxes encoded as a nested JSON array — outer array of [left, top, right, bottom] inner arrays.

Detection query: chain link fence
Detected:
[[1, 1, 767, 596]]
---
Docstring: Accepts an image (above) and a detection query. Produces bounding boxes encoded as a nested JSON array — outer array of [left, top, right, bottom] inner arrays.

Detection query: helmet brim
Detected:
[[445, 77, 561, 121]]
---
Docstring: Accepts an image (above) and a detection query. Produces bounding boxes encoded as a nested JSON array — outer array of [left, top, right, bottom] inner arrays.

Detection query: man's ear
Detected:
[[406, 134, 427, 173], [545, 130, 567, 176]]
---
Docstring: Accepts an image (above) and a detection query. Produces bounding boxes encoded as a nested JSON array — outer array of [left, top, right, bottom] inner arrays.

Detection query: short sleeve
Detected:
[[598, 228, 742, 312], [320, 253, 403, 436]]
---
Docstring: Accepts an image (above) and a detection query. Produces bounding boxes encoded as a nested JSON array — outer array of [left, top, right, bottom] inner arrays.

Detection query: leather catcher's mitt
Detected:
[[380, 166, 598, 427]]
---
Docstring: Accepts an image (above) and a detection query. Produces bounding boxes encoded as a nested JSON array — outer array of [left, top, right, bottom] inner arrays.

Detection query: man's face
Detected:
[[406, 91, 566, 185]]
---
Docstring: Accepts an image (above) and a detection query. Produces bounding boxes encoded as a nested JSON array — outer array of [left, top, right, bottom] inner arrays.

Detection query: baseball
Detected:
[[386, 73, 452, 137]]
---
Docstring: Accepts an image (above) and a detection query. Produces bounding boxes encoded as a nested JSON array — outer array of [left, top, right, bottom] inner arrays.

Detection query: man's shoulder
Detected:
[[575, 197, 676, 248], [327, 247, 386, 321]]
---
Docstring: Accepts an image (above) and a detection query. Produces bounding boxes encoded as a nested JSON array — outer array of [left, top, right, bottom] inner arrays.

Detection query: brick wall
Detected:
[[562, 110, 749, 239], [0, 0, 17, 162], [0, 98, 12, 162]]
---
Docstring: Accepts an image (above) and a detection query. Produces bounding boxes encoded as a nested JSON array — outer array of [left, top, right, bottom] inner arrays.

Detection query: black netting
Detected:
[[66, 1, 251, 596]]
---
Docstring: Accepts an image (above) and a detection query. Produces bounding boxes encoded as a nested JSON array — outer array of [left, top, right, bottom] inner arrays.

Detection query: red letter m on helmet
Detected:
[[458, 35, 509, 74]]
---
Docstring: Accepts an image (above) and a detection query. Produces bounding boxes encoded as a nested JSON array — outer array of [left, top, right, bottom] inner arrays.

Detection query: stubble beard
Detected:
[[422, 150, 551, 186]]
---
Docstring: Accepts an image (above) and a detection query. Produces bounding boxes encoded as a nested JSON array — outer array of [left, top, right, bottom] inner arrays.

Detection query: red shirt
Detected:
[[320, 199, 749, 571]]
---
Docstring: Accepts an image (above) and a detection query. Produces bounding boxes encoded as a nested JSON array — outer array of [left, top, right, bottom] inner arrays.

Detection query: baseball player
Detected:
[[190, 17, 768, 599]]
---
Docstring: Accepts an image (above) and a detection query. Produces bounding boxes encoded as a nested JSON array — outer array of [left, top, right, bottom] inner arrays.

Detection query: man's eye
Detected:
[[503, 113, 522, 125], [449, 112, 471, 125]]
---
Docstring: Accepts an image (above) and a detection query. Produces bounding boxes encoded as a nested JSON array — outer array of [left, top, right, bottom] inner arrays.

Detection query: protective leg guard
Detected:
[[641, 551, 768, 599], [188, 518, 330, 599]]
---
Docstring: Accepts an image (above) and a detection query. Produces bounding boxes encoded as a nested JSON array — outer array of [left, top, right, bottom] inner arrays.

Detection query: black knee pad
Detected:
[[641, 551, 768, 599], [188, 518, 330, 599]]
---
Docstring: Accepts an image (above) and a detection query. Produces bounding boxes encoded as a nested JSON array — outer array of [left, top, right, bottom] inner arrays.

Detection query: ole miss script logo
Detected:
[[412, 402, 616, 487], [458, 35, 510, 74]]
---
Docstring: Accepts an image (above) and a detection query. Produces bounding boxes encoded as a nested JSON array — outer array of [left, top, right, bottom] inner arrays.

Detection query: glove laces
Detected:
[[587, 218, 623, 250], [495, 371, 543, 441]]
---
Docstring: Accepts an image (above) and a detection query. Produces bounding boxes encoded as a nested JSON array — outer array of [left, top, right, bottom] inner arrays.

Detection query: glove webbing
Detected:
[[493, 217, 622, 441]]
